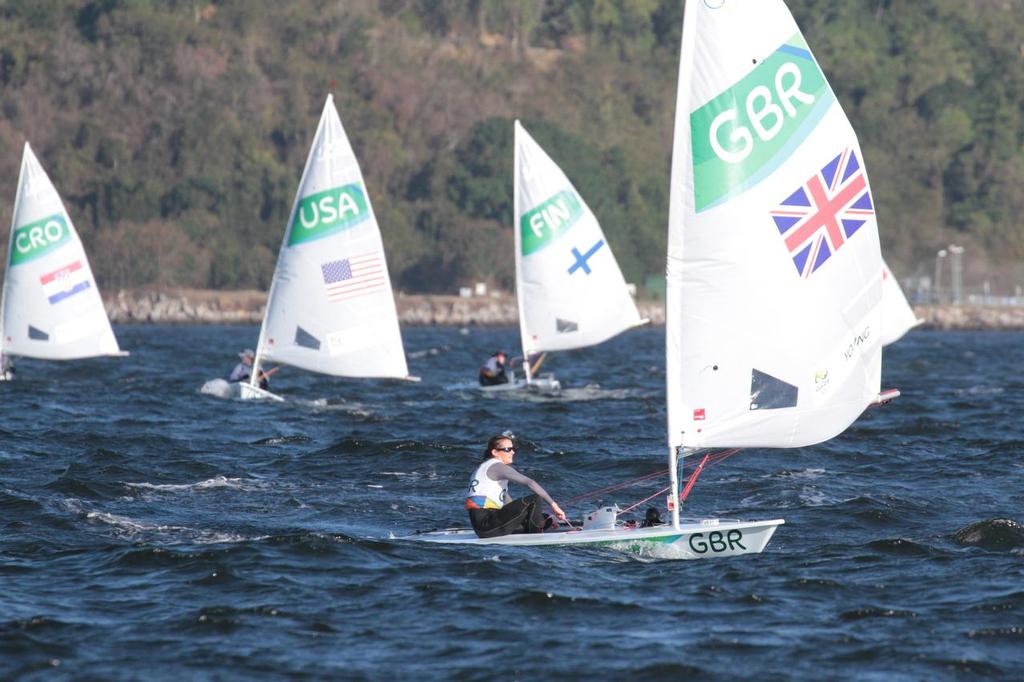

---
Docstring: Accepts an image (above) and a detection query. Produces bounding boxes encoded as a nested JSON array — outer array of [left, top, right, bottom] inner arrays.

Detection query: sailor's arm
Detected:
[[490, 463, 567, 520]]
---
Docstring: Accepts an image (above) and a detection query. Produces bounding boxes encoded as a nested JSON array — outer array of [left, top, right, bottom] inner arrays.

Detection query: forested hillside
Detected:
[[0, 0, 1022, 294]]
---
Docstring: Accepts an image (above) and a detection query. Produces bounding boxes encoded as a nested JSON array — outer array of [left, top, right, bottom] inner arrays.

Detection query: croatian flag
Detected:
[[770, 148, 874, 278], [40, 260, 91, 305], [320, 252, 386, 302]]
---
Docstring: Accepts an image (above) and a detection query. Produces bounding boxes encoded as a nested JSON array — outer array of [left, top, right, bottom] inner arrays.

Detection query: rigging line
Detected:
[[618, 485, 672, 516], [565, 448, 741, 507], [565, 469, 669, 503]]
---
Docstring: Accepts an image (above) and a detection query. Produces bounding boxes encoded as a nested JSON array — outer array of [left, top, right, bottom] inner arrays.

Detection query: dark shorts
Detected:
[[468, 494, 546, 538], [478, 371, 509, 386]]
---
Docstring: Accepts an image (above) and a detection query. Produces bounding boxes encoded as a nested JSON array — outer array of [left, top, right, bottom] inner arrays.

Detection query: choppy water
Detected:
[[2, 325, 1022, 679]]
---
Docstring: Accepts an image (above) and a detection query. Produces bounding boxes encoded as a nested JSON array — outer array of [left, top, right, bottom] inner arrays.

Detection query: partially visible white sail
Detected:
[[880, 259, 920, 346], [253, 95, 411, 379], [666, 0, 883, 450], [0, 143, 122, 360], [513, 121, 644, 357]]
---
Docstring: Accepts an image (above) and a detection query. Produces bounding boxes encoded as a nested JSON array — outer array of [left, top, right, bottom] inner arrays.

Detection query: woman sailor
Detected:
[[465, 434, 567, 538]]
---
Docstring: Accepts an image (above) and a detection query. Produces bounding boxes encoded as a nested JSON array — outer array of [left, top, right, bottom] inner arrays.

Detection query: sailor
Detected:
[[478, 350, 509, 386], [0, 354, 15, 381], [465, 434, 567, 538], [229, 349, 275, 390]]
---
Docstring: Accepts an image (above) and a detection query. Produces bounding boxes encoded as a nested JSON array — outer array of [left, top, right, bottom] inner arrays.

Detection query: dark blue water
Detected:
[[2, 325, 1022, 679]]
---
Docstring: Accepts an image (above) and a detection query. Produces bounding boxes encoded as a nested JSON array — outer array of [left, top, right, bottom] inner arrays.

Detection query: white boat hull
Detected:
[[237, 383, 285, 402], [409, 518, 783, 559], [478, 375, 562, 394]]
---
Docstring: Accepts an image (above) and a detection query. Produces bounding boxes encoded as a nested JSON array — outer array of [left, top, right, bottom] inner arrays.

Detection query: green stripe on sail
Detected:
[[520, 190, 583, 256], [288, 183, 371, 246], [690, 35, 832, 212], [9, 214, 71, 266]]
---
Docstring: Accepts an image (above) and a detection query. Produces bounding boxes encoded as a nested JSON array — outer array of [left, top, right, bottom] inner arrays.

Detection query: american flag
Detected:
[[770, 148, 874, 278], [320, 252, 386, 302]]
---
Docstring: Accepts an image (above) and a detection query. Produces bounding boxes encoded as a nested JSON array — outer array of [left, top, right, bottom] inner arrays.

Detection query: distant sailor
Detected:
[[229, 349, 275, 390], [478, 350, 509, 386], [465, 434, 567, 538], [0, 354, 15, 381]]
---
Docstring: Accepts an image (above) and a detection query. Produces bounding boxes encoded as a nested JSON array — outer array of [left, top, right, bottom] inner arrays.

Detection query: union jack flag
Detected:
[[770, 148, 874, 278]]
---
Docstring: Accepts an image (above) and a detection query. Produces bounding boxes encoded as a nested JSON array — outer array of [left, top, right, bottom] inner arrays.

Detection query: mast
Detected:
[[665, 0, 698, 531], [513, 120, 532, 384], [0, 146, 23, 369]]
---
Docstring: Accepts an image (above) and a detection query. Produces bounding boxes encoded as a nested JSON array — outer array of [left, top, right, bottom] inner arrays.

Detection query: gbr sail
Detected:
[[514, 120, 644, 357], [1, 143, 122, 360], [253, 95, 411, 379], [666, 0, 883, 450]]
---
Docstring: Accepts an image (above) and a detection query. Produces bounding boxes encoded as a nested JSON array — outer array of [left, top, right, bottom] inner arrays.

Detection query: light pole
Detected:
[[934, 249, 947, 304], [948, 244, 964, 305]]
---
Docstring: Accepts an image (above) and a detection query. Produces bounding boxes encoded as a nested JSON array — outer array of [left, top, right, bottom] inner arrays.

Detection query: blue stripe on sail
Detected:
[[812, 238, 832, 273], [851, 191, 873, 210], [781, 187, 810, 207], [47, 281, 91, 305], [792, 243, 812, 275], [821, 153, 841, 188], [842, 219, 866, 238], [773, 215, 801, 234], [842, 151, 861, 182], [778, 44, 813, 61]]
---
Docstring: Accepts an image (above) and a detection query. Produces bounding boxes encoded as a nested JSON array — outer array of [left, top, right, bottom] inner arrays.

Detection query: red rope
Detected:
[[566, 468, 668, 503], [617, 485, 672, 516], [569, 448, 745, 516]]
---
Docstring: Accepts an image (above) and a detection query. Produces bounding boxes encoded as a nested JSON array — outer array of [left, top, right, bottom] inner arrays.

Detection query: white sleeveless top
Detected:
[[466, 458, 509, 509]]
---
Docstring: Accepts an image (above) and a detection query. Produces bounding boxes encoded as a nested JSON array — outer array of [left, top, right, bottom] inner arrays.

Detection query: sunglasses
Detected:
[[494, 446, 515, 453]]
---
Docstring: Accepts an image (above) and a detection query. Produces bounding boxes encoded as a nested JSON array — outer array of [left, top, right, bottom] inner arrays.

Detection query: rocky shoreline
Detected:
[[103, 289, 1024, 330]]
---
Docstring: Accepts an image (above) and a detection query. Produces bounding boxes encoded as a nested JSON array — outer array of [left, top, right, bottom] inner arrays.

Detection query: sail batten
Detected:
[[513, 121, 643, 358], [1, 143, 122, 361], [667, 1, 883, 451], [253, 95, 411, 380]]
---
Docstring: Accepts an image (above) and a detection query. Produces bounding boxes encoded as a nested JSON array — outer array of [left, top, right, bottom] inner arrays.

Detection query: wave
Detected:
[[124, 475, 268, 493], [60, 498, 270, 546], [952, 518, 1024, 550], [199, 378, 235, 399], [251, 435, 312, 446]]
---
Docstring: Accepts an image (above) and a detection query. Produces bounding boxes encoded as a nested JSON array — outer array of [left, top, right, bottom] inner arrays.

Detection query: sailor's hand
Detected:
[[550, 502, 567, 522]]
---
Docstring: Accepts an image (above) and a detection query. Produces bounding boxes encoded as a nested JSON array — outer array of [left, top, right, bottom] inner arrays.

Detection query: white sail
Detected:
[[880, 259, 920, 346], [251, 95, 411, 381], [666, 0, 883, 450], [1, 143, 122, 361], [513, 120, 644, 357]]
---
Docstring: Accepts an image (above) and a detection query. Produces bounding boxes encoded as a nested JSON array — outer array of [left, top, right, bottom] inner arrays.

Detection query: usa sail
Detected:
[[247, 95, 413, 397], [513, 121, 644, 361], [666, 0, 886, 452], [1, 143, 124, 365]]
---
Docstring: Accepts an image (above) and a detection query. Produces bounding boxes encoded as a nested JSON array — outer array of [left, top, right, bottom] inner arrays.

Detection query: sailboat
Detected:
[[414, 0, 897, 557], [880, 259, 922, 346], [239, 95, 417, 400], [1, 142, 126, 379], [486, 121, 646, 392]]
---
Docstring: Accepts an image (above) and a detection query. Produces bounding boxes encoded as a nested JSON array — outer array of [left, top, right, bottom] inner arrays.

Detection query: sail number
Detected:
[[288, 183, 370, 246], [10, 213, 71, 266], [520, 190, 583, 255], [708, 61, 814, 164], [688, 529, 746, 554], [690, 35, 831, 212]]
